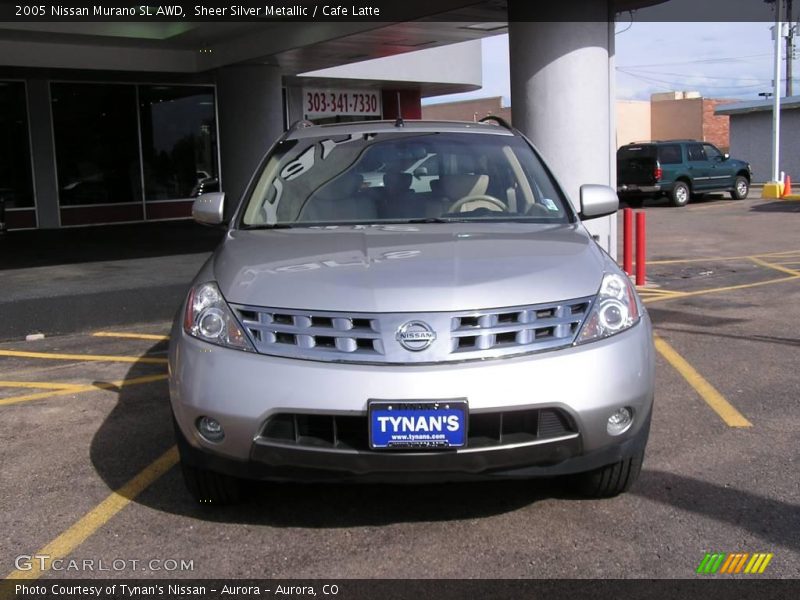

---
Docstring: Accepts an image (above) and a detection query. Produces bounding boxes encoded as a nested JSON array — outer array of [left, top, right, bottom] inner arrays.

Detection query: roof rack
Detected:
[[289, 119, 315, 131], [478, 115, 512, 130], [628, 139, 698, 144]]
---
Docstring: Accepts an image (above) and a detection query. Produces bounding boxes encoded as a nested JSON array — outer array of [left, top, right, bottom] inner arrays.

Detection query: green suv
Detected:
[[617, 140, 752, 207]]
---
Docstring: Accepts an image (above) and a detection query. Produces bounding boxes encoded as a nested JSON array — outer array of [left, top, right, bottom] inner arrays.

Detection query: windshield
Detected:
[[617, 145, 656, 163], [240, 131, 574, 228]]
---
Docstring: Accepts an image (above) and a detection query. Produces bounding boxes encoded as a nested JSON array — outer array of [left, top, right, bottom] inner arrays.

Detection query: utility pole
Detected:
[[773, 0, 783, 183], [787, 0, 794, 96]]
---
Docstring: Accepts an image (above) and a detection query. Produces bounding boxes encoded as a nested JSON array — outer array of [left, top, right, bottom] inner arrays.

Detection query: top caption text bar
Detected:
[[0, 1, 789, 23]]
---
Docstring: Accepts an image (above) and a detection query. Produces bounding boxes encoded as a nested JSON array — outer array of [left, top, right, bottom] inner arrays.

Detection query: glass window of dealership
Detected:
[[0, 79, 219, 229], [0, 76, 419, 230], [0, 81, 35, 227]]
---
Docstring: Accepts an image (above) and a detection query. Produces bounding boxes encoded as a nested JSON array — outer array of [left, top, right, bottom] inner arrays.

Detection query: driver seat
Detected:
[[438, 174, 498, 212]]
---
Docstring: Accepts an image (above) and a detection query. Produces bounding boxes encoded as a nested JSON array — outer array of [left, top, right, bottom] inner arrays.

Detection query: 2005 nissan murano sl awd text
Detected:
[[169, 118, 655, 504]]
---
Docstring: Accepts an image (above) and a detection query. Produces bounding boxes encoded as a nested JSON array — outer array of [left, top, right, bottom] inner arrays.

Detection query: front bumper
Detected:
[[169, 314, 655, 481], [174, 414, 650, 483]]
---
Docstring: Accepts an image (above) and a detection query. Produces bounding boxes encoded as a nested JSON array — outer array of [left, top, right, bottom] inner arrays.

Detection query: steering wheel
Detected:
[[447, 194, 507, 213]]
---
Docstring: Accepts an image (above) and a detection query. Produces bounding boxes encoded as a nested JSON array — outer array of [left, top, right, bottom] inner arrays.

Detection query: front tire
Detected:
[[569, 450, 644, 498], [731, 176, 749, 200], [670, 181, 690, 207], [180, 462, 242, 506], [173, 415, 242, 505]]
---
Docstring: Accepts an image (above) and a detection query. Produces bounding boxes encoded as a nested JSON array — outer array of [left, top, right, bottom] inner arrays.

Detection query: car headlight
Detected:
[[575, 273, 641, 344], [183, 281, 254, 352]]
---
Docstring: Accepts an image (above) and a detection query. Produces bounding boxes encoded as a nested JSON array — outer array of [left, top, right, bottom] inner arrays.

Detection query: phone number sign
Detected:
[[304, 88, 382, 118]]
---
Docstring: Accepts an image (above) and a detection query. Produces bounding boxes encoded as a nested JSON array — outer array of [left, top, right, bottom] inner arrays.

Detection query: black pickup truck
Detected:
[[617, 140, 752, 207]]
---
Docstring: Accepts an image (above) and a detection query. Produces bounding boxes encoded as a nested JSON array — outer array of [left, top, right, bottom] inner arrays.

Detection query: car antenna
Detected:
[[394, 91, 404, 127]]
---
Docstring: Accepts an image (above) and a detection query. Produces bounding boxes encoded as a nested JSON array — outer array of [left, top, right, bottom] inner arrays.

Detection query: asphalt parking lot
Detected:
[[2, 192, 799, 580]]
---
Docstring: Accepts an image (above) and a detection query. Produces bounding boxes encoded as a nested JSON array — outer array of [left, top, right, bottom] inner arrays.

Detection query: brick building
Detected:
[[716, 96, 800, 183], [425, 92, 734, 152], [650, 92, 735, 152], [422, 96, 512, 123]]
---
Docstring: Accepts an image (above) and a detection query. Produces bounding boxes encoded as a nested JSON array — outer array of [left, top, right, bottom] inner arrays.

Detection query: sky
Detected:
[[424, 21, 787, 105]]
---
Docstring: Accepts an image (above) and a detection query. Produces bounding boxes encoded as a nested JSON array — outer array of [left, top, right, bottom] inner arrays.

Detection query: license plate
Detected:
[[368, 400, 468, 449]]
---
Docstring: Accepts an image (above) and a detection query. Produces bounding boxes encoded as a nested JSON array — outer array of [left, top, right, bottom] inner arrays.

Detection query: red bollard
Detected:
[[622, 208, 633, 275], [635, 211, 646, 286]]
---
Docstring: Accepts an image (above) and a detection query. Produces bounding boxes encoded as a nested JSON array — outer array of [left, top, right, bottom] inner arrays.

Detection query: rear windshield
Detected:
[[618, 144, 682, 165], [240, 131, 574, 227], [618, 146, 656, 162]]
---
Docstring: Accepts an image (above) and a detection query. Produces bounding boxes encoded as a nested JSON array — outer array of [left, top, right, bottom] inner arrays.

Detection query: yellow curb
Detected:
[[761, 182, 783, 199]]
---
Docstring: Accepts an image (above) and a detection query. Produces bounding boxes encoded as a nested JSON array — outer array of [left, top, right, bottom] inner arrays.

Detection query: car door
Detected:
[[702, 143, 733, 190], [685, 143, 712, 191]]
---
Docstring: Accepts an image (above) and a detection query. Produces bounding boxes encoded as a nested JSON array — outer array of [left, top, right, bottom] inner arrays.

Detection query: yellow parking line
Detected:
[[0, 373, 167, 406], [93, 332, 170, 341], [748, 256, 800, 277], [654, 336, 752, 428], [648, 254, 755, 266], [758, 249, 800, 257], [5, 446, 179, 580], [637, 288, 685, 297], [647, 249, 800, 266], [0, 349, 167, 364], [643, 275, 799, 304], [0, 380, 85, 391]]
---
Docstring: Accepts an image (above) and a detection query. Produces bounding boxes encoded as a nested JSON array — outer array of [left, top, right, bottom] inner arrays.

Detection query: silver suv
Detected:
[[169, 119, 655, 504]]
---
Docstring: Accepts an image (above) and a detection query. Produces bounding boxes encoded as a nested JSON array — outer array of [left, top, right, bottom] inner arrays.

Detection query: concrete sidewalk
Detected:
[[0, 221, 225, 340]]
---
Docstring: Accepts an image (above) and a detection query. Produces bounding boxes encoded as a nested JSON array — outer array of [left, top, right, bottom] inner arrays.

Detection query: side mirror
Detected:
[[192, 192, 225, 226], [723, 153, 730, 161], [413, 167, 428, 178], [580, 184, 619, 220]]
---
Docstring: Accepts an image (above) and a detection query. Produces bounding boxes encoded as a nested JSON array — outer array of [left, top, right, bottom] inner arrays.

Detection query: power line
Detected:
[[617, 67, 770, 83], [618, 53, 774, 69], [617, 70, 770, 90], [615, 10, 634, 35]]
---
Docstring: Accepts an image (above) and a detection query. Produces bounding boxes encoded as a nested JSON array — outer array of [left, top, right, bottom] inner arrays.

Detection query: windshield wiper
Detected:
[[401, 217, 471, 224]]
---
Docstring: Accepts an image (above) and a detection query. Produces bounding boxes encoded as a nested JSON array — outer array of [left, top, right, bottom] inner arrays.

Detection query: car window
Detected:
[[617, 146, 656, 161], [240, 132, 574, 226], [702, 144, 722, 160], [686, 144, 706, 162], [657, 144, 682, 165]]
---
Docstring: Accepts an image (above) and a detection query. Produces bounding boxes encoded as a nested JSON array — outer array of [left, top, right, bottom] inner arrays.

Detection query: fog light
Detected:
[[607, 407, 633, 436], [197, 416, 225, 442]]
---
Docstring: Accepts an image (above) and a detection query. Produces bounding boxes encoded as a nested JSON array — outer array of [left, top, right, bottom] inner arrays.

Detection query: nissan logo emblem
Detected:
[[396, 321, 437, 352]]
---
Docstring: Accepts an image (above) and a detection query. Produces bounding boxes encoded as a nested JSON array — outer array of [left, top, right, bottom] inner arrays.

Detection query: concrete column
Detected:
[[216, 64, 283, 220], [509, 2, 618, 257], [27, 79, 60, 229]]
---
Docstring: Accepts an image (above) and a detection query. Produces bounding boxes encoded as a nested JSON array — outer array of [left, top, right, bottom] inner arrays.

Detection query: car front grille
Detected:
[[258, 407, 577, 452], [233, 307, 382, 358], [231, 297, 592, 364], [449, 301, 590, 356]]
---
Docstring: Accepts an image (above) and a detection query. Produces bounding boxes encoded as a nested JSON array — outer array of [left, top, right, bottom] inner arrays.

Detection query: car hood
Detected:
[[212, 223, 607, 313]]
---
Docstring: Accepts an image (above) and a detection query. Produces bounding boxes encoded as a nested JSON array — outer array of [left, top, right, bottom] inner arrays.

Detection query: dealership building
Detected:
[[0, 0, 663, 255]]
